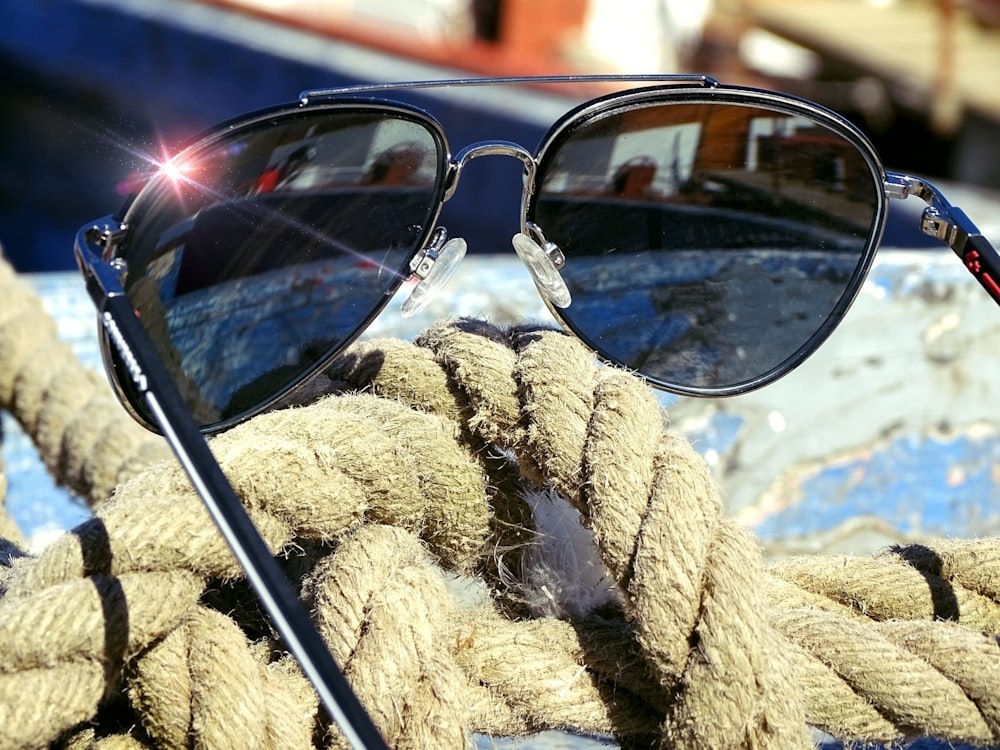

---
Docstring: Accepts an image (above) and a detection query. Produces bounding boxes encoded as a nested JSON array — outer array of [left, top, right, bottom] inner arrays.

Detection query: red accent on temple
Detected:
[[961, 249, 1000, 300], [981, 272, 1000, 302]]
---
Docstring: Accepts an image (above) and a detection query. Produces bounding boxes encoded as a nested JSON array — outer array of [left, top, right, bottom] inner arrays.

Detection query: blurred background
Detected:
[[0, 0, 998, 272]]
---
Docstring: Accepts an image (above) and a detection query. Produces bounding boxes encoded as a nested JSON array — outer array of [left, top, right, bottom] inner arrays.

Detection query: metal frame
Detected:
[[884, 171, 1000, 301], [526, 83, 891, 396]]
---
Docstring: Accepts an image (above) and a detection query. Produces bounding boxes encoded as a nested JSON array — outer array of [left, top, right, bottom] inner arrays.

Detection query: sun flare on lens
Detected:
[[154, 153, 200, 202], [159, 156, 190, 183]]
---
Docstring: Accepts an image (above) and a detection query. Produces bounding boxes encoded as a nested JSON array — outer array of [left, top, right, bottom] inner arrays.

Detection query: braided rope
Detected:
[[0, 440, 18, 549], [0, 257, 170, 509], [0, 254, 999, 748]]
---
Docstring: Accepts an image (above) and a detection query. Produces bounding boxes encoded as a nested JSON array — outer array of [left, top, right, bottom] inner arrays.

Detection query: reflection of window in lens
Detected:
[[282, 123, 376, 188], [605, 122, 701, 199], [206, 115, 441, 193], [543, 114, 704, 199]]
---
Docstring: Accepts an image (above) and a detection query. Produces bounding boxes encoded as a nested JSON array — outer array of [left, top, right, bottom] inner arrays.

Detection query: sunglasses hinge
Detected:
[[883, 173, 914, 200], [85, 221, 126, 249], [920, 207, 951, 242], [82, 220, 129, 268]]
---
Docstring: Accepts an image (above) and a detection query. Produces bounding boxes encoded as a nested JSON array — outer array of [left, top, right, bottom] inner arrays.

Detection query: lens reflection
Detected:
[[118, 109, 444, 426], [532, 100, 880, 392]]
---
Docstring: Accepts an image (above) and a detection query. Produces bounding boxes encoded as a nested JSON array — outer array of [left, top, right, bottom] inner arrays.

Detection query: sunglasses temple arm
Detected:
[[74, 235, 389, 750], [886, 172, 1000, 305]]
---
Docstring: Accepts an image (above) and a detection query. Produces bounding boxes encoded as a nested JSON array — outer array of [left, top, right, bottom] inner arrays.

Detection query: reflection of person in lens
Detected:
[[362, 142, 426, 186], [251, 144, 315, 195], [611, 156, 657, 199]]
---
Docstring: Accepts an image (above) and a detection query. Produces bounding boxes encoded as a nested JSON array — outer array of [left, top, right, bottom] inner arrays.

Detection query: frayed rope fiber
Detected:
[[1, 254, 999, 748]]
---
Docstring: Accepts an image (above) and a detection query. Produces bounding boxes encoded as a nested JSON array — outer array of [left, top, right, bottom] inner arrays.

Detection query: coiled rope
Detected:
[[1, 255, 999, 749]]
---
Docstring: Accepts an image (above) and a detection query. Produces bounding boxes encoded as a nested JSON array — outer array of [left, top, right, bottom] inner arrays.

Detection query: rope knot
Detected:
[[0, 249, 998, 750]]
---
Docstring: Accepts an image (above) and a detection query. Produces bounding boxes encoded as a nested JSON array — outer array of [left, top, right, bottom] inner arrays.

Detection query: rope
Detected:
[[0, 257, 170, 509], [0, 257, 998, 748], [0, 439, 20, 549]]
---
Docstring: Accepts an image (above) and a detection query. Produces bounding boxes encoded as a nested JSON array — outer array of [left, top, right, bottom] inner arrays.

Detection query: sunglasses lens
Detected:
[[114, 108, 445, 428], [531, 98, 882, 394]]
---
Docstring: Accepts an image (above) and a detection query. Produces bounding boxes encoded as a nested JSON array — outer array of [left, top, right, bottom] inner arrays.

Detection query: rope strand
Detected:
[[0, 256, 169, 508]]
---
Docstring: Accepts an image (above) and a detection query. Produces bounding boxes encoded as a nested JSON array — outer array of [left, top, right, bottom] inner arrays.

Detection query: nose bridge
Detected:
[[445, 140, 536, 201]]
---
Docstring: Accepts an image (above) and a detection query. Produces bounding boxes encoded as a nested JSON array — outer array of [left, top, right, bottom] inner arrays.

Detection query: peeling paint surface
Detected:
[[669, 243, 1000, 558]]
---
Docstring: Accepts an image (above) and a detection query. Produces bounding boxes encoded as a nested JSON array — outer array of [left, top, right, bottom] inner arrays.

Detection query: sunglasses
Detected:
[[72, 76, 1000, 748], [76, 75, 999, 435]]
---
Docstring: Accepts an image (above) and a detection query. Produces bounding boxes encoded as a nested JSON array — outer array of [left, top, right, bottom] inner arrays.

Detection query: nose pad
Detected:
[[401, 228, 467, 317], [511, 231, 571, 308]]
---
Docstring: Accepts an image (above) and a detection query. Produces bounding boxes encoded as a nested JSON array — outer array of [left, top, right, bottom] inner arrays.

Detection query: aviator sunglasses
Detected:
[[77, 75, 1000, 435], [73, 76, 1000, 748]]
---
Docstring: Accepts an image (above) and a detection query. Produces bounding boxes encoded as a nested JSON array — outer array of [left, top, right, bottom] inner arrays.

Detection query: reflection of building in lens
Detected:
[[363, 141, 427, 185], [611, 156, 657, 198], [755, 129, 868, 195]]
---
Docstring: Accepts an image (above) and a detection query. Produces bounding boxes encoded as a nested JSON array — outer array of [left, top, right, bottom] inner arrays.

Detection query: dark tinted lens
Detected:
[[116, 108, 444, 427], [531, 99, 881, 393]]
